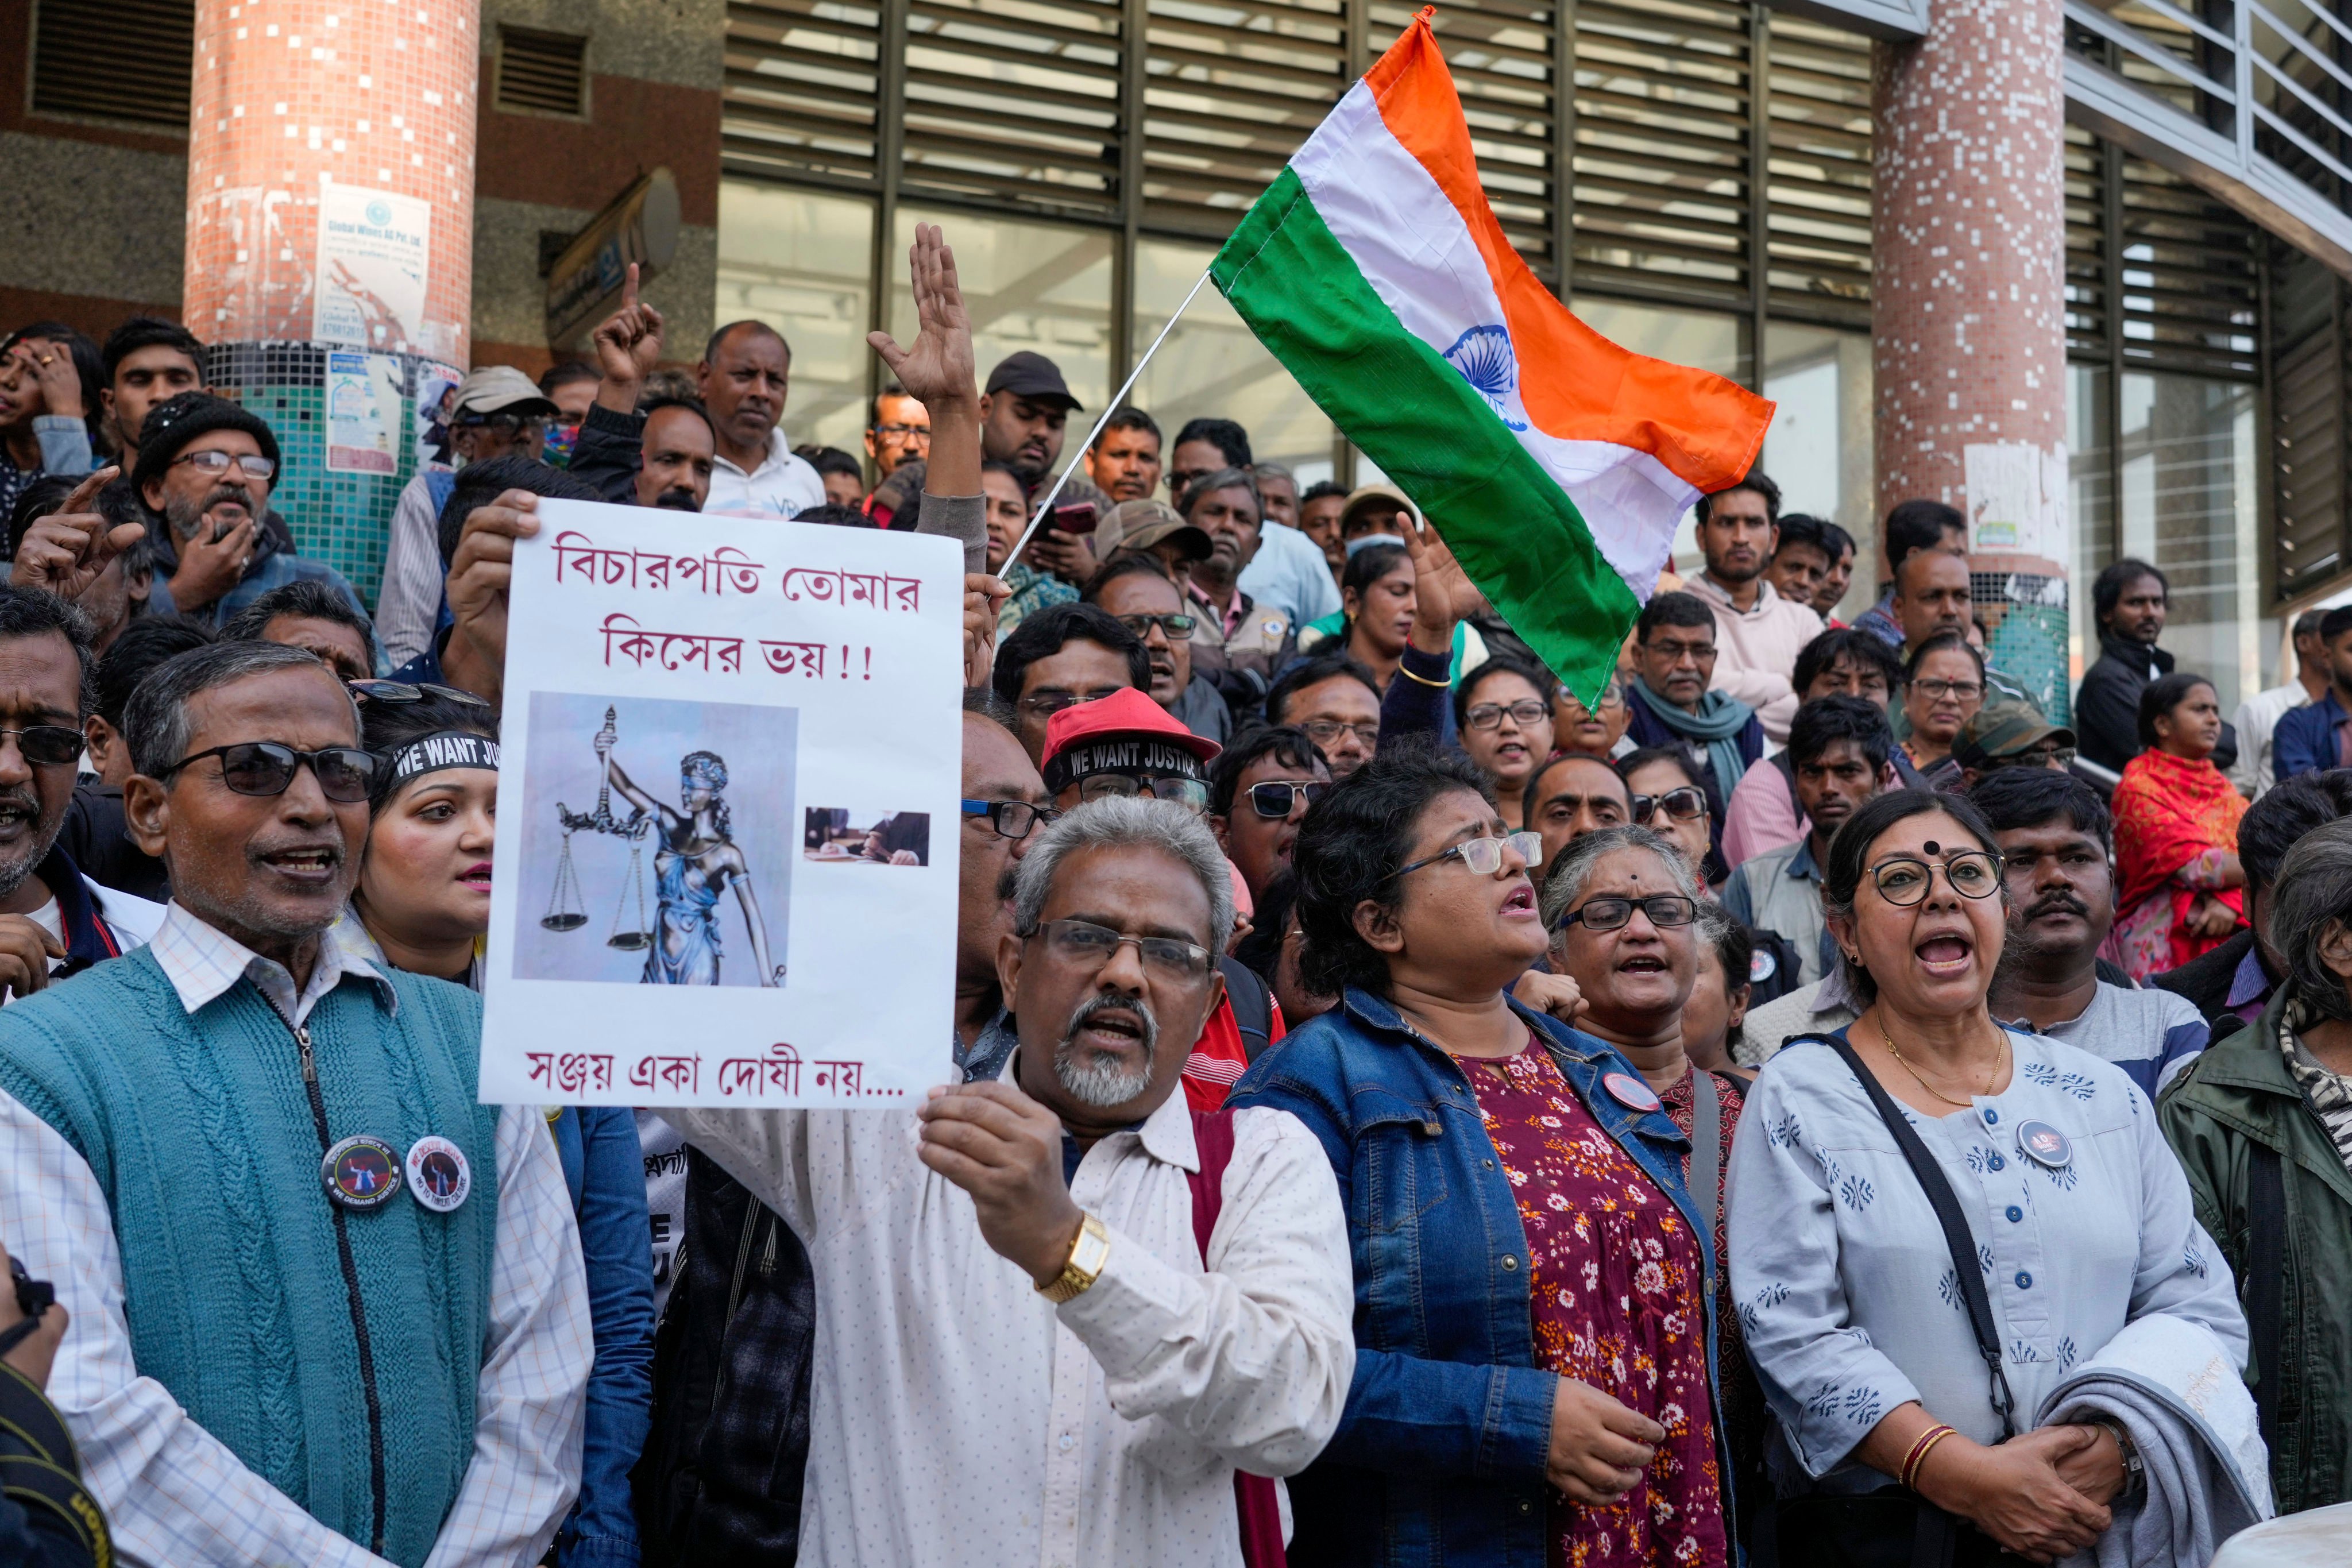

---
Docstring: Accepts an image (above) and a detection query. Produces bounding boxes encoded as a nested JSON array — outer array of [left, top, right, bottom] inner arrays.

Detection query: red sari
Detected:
[[2112, 748, 2247, 979]]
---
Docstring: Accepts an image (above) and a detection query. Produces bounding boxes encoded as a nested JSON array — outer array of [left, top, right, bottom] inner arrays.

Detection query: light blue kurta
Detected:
[[1727, 1026, 2247, 1488]]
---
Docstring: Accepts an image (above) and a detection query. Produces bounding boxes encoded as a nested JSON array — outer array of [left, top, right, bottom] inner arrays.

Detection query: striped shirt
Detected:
[[0, 906, 592, 1567]]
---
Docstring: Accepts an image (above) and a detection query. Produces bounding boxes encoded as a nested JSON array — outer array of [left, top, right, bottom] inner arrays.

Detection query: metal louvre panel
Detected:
[[31, 0, 194, 129], [1766, 17, 1872, 322], [2064, 125, 2111, 356], [1573, 0, 1754, 307], [1140, 0, 1350, 239], [2117, 155, 2260, 377], [499, 29, 588, 117], [2248, 0, 2352, 217], [723, 0, 886, 187], [1375, 0, 1563, 273], [898, 0, 1125, 215], [2270, 251, 2349, 597]]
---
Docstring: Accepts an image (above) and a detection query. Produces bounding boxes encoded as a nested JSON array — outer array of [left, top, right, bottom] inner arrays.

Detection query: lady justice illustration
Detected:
[[589, 713, 782, 987]]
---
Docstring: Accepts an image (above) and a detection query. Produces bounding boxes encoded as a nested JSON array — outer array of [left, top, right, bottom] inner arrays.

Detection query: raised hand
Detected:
[[439, 488, 543, 706], [592, 262, 667, 414], [8, 466, 143, 601], [868, 224, 977, 414], [1402, 513, 1486, 653]]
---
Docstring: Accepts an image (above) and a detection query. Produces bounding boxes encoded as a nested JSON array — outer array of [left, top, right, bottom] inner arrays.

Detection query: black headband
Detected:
[[1042, 736, 1207, 794], [387, 731, 499, 790]]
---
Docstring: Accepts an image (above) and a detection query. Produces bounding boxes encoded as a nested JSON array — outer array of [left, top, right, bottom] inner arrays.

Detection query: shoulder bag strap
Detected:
[[1800, 1032, 2017, 1440], [2246, 1141, 2286, 1453], [1690, 1068, 1721, 1246], [1186, 1110, 1288, 1568]]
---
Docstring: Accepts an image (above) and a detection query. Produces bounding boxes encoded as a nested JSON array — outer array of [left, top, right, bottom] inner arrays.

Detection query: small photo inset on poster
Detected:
[[803, 808, 930, 867]]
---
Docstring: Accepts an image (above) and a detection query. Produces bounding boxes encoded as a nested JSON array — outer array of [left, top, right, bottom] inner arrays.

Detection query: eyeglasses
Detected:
[[1018, 689, 1127, 718], [1870, 850, 2003, 906], [349, 679, 492, 709], [1559, 682, 1624, 712], [870, 423, 931, 441], [1465, 699, 1550, 731], [1245, 780, 1328, 818], [1555, 893, 1700, 932], [1037, 917, 1214, 980], [1117, 613, 1196, 642], [156, 741, 380, 802], [1395, 830, 1543, 880], [1984, 745, 2076, 772], [1630, 786, 1708, 824], [961, 798, 1060, 840], [1077, 774, 1210, 813], [1299, 718, 1379, 749], [454, 412, 547, 440], [1912, 678, 1984, 701], [0, 725, 84, 767], [171, 450, 276, 480]]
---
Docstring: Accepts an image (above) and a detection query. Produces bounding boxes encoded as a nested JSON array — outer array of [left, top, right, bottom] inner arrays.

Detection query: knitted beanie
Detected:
[[132, 392, 283, 493]]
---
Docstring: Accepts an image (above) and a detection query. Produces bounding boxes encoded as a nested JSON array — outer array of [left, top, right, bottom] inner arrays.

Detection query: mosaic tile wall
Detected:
[[205, 341, 451, 610], [1872, 0, 2073, 719]]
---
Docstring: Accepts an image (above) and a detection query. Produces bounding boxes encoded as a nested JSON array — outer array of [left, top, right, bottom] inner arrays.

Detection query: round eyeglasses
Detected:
[[1870, 849, 2003, 905]]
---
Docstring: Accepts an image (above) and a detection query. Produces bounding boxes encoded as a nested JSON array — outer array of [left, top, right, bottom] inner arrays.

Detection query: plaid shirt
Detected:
[[2281, 992, 2352, 1173], [0, 904, 593, 1567]]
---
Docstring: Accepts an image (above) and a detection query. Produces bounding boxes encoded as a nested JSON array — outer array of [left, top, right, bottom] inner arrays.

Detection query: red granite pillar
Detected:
[[1871, 0, 2073, 717]]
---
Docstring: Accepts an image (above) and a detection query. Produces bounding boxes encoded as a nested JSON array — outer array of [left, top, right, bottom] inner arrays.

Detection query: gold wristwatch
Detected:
[[1037, 1212, 1111, 1303]]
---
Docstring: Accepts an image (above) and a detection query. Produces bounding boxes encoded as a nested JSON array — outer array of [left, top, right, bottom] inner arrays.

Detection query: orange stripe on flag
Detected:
[[1364, 10, 1770, 491]]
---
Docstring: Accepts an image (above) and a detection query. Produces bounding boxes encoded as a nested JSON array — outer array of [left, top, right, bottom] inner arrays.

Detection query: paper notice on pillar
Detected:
[[478, 499, 965, 1110], [313, 184, 431, 354], [324, 352, 403, 473], [1964, 442, 2068, 561]]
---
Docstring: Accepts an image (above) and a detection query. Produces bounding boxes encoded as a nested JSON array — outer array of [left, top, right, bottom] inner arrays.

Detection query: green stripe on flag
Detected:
[[1212, 167, 1640, 706]]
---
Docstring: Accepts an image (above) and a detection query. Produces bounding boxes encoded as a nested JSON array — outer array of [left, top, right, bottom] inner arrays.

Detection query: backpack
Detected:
[[1189, 1109, 1287, 1567]]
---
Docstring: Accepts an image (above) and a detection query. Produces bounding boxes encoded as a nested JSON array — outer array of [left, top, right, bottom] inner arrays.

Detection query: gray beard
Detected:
[[0, 793, 62, 905], [1053, 994, 1160, 1107]]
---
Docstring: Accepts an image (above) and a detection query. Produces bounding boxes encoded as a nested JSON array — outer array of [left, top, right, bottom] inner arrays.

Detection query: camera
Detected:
[[10, 1253, 53, 1321]]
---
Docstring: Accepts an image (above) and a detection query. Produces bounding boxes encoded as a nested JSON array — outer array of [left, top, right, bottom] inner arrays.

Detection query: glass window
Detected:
[[714, 182, 875, 454], [2114, 370, 2260, 713], [889, 207, 1113, 423], [1763, 322, 1875, 616], [1133, 239, 1334, 480]]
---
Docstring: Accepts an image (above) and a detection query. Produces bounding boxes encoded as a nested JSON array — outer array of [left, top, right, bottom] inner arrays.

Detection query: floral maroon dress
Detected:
[[1458, 1038, 1728, 1568]]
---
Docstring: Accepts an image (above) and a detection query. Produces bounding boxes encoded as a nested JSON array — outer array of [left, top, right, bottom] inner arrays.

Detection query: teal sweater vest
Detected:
[[0, 948, 500, 1567]]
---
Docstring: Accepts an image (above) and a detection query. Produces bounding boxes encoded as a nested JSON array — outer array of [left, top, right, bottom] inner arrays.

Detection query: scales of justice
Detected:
[[542, 706, 655, 951]]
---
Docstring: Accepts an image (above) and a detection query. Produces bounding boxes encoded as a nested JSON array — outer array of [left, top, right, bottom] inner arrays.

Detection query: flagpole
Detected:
[[1004, 265, 1216, 568]]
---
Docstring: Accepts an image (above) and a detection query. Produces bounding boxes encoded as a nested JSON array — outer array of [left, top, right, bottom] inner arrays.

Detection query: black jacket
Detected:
[[2074, 632, 2173, 773], [0, 1360, 109, 1567], [570, 403, 647, 507], [60, 783, 169, 904], [2150, 926, 2266, 1025], [633, 1145, 814, 1564]]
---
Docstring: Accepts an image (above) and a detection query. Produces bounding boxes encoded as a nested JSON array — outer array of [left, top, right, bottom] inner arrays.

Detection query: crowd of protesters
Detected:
[[0, 223, 2344, 1568]]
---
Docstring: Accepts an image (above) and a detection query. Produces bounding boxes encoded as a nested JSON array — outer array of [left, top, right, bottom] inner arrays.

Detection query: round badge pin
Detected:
[[1749, 948, 1778, 984], [2014, 1119, 2072, 1170], [1602, 1071, 1662, 1113], [321, 1134, 403, 1211], [405, 1136, 473, 1214]]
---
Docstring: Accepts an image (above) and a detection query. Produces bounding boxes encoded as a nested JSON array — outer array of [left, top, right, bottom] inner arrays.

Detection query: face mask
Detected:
[[543, 422, 582, 469]]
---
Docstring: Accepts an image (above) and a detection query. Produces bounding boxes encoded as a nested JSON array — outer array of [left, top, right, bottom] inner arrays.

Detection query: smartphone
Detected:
[[1051, 501, 1098, 534]]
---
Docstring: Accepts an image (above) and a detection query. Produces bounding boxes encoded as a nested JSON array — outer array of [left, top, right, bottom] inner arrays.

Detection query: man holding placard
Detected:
[[665, 792, 1351, 1565]]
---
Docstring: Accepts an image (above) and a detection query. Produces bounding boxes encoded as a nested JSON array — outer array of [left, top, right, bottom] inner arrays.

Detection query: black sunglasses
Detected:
[[1630, 786, 1708, 824], [1245, 780, 1328, 818], [157, 741, 380, 803], [0, 724, 85, 768], [349, 679, 492, 709]]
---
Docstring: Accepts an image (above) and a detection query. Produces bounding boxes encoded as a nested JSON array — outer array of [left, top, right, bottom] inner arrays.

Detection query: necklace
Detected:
[[1868, 1013, 2007, 1110]]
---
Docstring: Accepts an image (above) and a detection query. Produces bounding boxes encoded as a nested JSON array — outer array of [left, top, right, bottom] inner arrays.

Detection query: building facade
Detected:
[[3, 0, 2350, 711]]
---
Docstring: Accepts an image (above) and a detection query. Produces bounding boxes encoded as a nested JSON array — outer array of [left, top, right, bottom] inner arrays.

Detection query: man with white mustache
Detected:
[[667, 795, 1353, 1567]]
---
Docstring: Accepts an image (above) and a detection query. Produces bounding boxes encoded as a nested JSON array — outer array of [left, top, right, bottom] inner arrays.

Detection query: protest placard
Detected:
[[479, 498, 964, 1108]]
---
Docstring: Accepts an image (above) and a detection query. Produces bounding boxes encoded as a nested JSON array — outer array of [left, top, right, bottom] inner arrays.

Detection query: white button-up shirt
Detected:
[[669, 1056, 1353, 1568], [705, 426, 826, 519], [0, 907, 592, 1567]]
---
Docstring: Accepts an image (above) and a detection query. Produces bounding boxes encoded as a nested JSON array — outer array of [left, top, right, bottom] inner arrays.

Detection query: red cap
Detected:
[[1040, 688, 1221, 784]]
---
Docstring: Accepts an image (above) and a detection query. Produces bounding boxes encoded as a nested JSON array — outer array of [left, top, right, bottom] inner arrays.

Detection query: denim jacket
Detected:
[[1227, 986, 1729, 1567], [551, 1104, 656, 1565]]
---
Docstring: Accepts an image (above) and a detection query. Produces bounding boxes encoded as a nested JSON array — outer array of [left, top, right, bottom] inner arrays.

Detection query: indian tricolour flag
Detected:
[[1212, 7, 1775, 701]]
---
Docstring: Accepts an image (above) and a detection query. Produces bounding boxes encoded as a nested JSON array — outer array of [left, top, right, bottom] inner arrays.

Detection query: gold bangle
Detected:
[[1903, 1426, 1957, 1492], [1399, 662, 1450, 688]]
